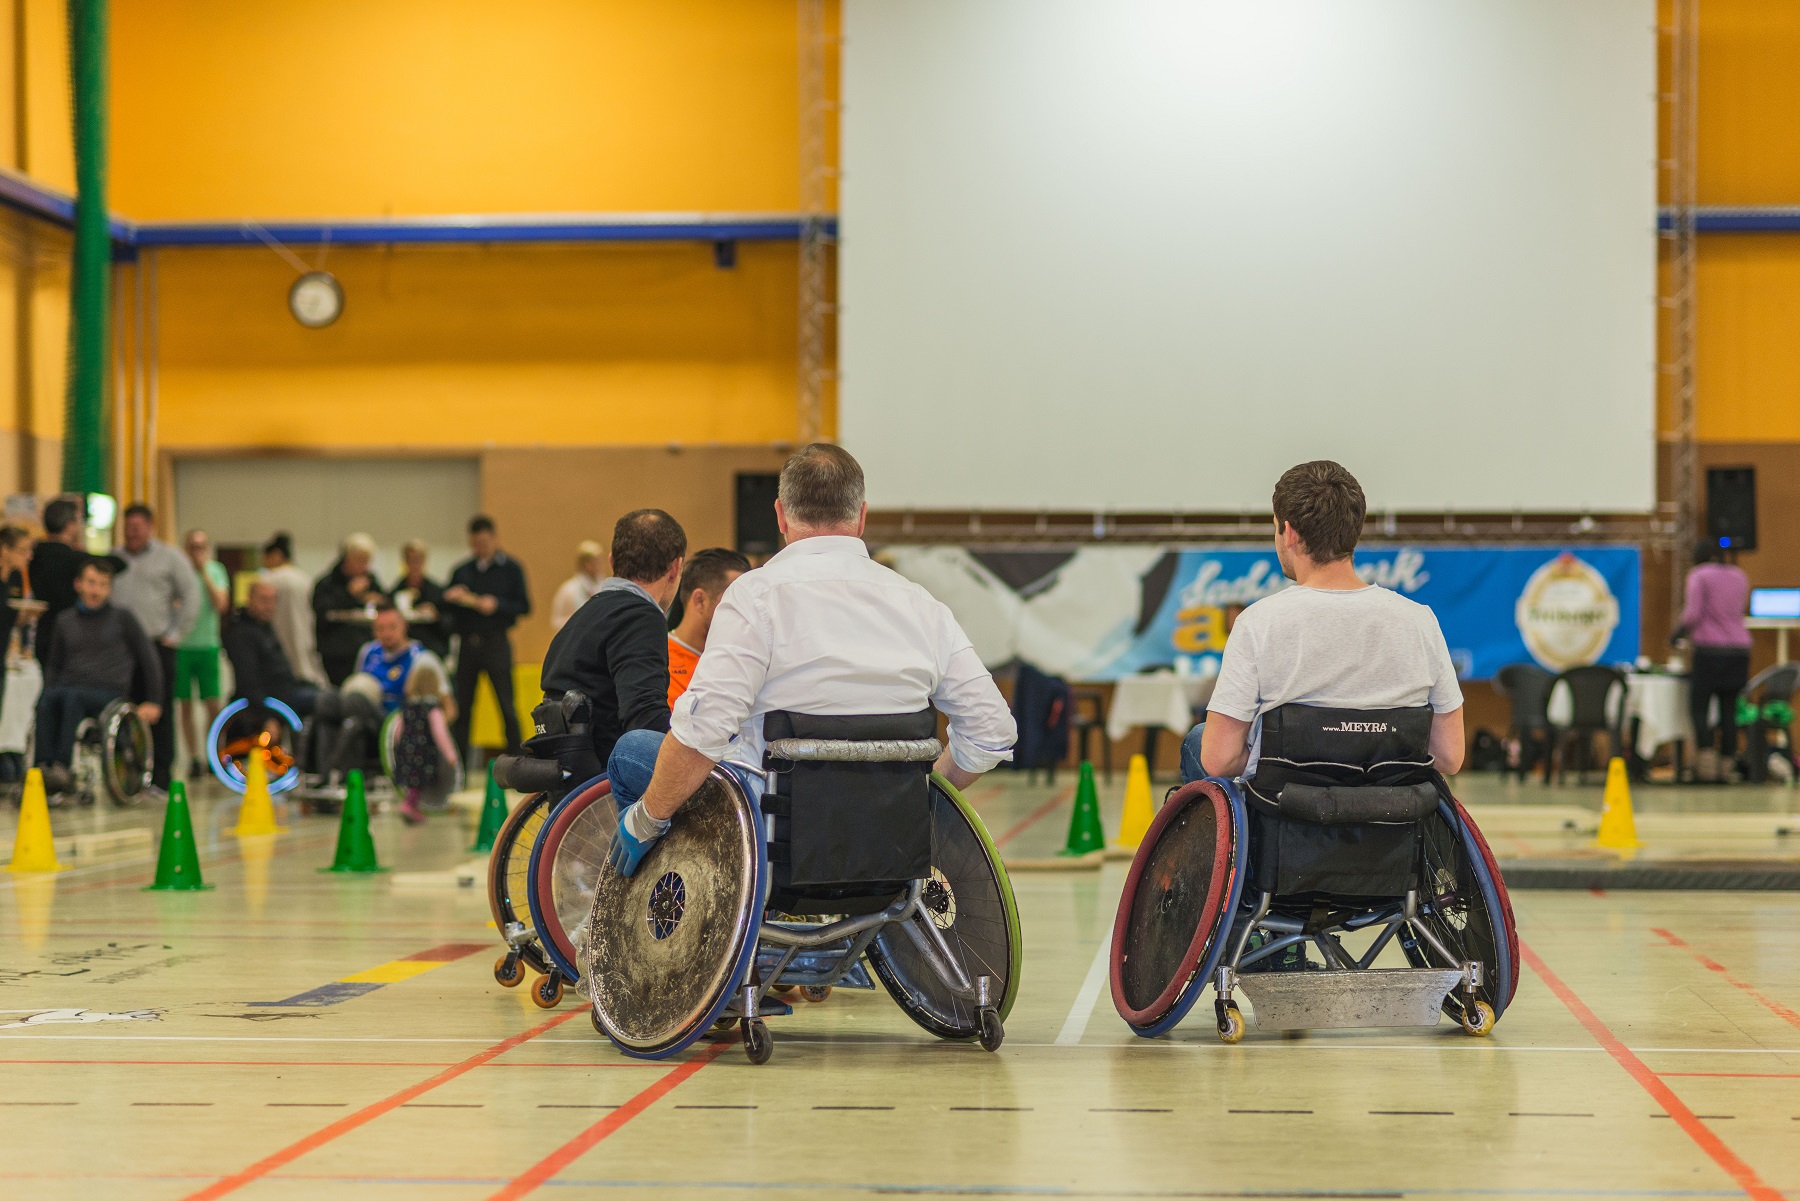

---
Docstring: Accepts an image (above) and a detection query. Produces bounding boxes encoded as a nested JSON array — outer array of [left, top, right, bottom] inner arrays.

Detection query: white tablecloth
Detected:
[[1546, 672, 1691, 760], [1106, 673, 1216, 743]]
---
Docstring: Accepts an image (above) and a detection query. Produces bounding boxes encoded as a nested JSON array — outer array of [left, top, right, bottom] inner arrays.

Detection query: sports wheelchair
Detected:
[[1111, 704, 1517, 1041], [69, 699, 154, 806], [581, 710, 1021, 1065], [488, 691, 608, 1008]]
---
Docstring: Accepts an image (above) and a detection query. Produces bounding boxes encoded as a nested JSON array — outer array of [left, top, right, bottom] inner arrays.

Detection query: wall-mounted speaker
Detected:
[[1705, 466, 1756, 552], [735, 473, 782, 556]]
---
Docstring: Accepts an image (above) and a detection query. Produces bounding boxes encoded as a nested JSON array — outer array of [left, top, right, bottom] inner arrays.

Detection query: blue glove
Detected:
[[609, 801, 672, 878]]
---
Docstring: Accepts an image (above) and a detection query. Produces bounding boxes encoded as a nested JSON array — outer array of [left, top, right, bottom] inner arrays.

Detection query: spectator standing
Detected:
[[30, 497, 87, 665], [37, 558, 163, 799], [260, 532, 322, 684], [393, 539, 451, 660], [666, 548, 750, 706], [1676, 541, 1753, 783], [176, 529, 232, 780], [445, 516, 530, 757], [0, 526, 34, 728], [311, 533, 384, 686], [550, 540, 604, 633], [112, 503, 200, 794]]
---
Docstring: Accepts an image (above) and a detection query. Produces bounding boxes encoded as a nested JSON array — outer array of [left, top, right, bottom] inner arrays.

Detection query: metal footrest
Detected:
[[1236, 968, 1463, 1030]]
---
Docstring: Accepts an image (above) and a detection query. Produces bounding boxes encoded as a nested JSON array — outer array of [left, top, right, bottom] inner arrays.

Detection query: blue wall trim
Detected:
[[1659, 206, 1800, 233]]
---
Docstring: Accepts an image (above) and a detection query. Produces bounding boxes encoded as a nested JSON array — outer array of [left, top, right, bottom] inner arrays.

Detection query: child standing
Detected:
[[393, 662, 458, 824]]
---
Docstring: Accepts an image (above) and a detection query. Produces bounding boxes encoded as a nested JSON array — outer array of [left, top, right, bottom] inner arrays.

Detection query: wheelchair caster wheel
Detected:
[[1217, 1001, 1246, 1044], [494, 953, 524, 988], [590, 1006, 607, 1036], [742, 1017, 773, 1065], [532, 973, 565, 1009], [1460, 999, 1496, 1037], [977, 1008, 1004, 1052], [800, 985, 831, 1003]]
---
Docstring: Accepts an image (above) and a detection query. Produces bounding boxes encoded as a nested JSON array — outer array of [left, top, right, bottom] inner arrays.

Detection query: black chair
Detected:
[[1492, 664, 1555, 782], [1548, 665, 1626, 785], [1070, 687, 1112, 783], [1740, 664, 1799, 784]]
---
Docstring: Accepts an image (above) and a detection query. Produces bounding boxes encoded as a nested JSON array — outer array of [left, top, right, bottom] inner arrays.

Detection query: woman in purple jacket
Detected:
[[1677, 541, 1752, 782]]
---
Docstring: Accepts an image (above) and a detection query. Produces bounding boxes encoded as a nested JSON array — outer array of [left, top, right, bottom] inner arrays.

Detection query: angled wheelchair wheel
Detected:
[[98, 701, 153, 806], [1404, 795, 1520, 1023], [207, 699, 303, 796], [583, 768, 765, 1060], [525, 775, 614, 984], [865, 775, 1023, 1041], [487, 787, 565, 979], [1108, 778, 1246, 1038], [378, 711, 401, 780]]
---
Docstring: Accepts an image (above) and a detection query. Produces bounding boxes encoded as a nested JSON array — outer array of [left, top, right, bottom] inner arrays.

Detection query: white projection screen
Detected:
[[840, 0, 1656, 514]]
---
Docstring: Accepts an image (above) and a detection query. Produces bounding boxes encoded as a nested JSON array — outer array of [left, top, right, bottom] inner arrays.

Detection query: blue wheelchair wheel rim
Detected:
[[524, 773, 607, 983], [206, 699, 302, 795], [1129, 779, 1248, 1039]]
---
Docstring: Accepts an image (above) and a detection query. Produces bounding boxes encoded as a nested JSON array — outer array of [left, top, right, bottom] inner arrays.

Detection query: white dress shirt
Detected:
[[671, 536, 1016, 774], [550, 571, 604, 633]]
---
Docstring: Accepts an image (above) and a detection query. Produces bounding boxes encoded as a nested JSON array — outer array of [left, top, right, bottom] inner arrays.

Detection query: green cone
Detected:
[[1058, 761, 1107, 857], [320, 770, 386, 873], [144, 781, 213, 891], [470, 761, 507, 852]]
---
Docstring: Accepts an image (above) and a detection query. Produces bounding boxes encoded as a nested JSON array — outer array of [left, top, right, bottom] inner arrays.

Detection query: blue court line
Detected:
[[247, 983, 383, 1008]]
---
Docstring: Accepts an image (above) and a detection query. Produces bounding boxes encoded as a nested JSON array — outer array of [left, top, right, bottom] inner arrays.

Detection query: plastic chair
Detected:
[[1492, 663, 1554, 782], [1071, 687, 1113, 783], [1548, 665, 1625, 785], [1740, 663, 1799, 784]]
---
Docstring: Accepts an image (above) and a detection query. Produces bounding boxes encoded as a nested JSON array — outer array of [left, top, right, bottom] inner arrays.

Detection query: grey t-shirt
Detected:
[[1207, 584, 1463, 774]]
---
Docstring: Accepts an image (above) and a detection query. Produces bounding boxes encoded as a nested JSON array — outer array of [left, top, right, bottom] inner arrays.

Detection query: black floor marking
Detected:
[[267, 1103, 346, 1108], [1510, 1112, 1593, 1118], [538, 1104, 620, 1109], [1368, 1110, 1451, 1116], [132, 1102, 213, 1107], [949, 1106, 1033, 1112], [813, 1105, 895, 1111], [1230, 1109, 1313, 1115], [1092, 1107, 1173, 1113], [1652, 1113, 1734, 1119], [402, 1103, 482, 1108]]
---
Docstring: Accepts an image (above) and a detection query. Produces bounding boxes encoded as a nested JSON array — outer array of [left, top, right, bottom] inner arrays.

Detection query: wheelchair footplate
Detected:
[[1234, 967, 1466, 1031]]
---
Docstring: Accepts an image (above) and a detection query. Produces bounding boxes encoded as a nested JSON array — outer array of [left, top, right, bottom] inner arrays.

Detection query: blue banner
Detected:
[[1103, 545, 1640, 681]]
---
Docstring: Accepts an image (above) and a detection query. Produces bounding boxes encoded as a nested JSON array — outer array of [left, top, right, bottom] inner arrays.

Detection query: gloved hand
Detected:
[[608, 801, 672, 878]]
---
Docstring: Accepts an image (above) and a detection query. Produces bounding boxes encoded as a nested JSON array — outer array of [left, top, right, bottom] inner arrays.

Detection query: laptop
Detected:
[[1748, 588, 1800, 620]]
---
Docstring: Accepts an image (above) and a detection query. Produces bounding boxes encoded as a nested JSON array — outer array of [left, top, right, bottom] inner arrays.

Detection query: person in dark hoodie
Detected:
[[311, 532, 385, 686], [36, 557, 162, 797], [29, 497, 87, 665]]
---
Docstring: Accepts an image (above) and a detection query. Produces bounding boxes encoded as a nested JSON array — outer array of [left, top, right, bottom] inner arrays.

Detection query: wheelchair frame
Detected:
[[70, 699, 152, 806]]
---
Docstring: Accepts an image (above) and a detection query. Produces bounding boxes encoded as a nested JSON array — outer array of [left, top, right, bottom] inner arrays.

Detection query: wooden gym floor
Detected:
[[0, 773, 1796, 1200]]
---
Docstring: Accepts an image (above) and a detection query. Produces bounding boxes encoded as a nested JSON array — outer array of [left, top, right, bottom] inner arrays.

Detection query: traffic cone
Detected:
[[1111, 753, 1155, 854], [320, 770, 385, 873], [232, 749, 286, 836], [1058, 761, 1107, 857], [7, 769, 67, 873], [470, 761, 506, 852], [144, 781, 213, 891], [1595, 757, 1642, 851]]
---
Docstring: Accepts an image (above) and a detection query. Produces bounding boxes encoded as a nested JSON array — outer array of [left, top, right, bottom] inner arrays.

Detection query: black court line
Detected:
[[538, 1104, 620, 1109], [674, 1104, 757, 1110], [1092, 1107, 1172, 1113], [1509, 1112, 1594, 1117], [949, 1106, 1033, 1112], [1653, 1113, 1735, 1119], [813, 1105, 895, 1111], [1368, 1110, 1452, 1116], [267, 1103, 346, 1108], [1230, 1109, 1313, 1114], [132, 1102, 213, 1107]]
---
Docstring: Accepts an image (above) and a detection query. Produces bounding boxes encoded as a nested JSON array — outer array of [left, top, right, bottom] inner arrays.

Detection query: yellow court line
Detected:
[[338, 961, 450, 985]]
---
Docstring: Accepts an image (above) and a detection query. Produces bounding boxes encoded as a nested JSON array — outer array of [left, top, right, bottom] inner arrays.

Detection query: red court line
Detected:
[[993, 784, 1076, 849], [179, 1008, 583, 1201], [1520, 940, 1786, 1201], [1650, 927, 1800, 1031], [486, 1038, 734, 1201], [398, 942, 490, 962]]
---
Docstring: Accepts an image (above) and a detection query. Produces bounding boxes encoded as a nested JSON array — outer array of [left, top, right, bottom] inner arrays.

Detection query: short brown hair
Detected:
[[1272, 461, 1365, 563], [610, 509, 687, 582], [679, 547, 750, 603], [778, 443, 865, 528]]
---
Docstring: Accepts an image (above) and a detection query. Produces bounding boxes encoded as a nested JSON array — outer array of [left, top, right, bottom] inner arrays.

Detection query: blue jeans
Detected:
[[36, 686, 120, 767], [607, 729, 763, 813], [1180, 722, 1206, 784]]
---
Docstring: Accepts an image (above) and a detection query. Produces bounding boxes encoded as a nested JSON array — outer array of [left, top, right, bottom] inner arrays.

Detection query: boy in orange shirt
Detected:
[[666, 548, 751, 706]]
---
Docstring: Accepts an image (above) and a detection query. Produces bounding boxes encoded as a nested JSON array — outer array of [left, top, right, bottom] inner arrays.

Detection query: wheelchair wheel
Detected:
[[98, 701, 153, 807], [207, 699, 304, 795], [378, 711, 401, 780], [486, 787, 564, 979], [1108, 778, 1247, 1037], [1403, 796, 1519, 1023], [525, 776, 615, 984], [865, 775, 1023, 1041], [583, 768, 764, 1060]]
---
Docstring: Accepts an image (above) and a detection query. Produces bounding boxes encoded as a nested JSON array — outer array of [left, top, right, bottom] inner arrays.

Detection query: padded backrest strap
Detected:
[[1277, 781, 1440, 825]]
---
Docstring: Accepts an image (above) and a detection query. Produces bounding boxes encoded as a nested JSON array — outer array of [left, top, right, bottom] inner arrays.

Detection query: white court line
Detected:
[[1055, 939, 1113, 1046]]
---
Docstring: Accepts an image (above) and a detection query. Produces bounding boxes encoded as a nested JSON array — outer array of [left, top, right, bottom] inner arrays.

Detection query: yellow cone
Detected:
[[232, 750, 286, 836], [7, 769, 67, 873], [1112, 753, 1156, 852], [1594, 757, 1641, 851]]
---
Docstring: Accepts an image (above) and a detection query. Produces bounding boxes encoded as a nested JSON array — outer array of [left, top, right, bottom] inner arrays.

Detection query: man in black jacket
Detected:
[[311, 533, 384, 686], [446, 515, 530, 757], [540, 510, 685, 767], [225, 580, 320, 719], [29, 497, 87, 666], [36, 558, 163, 796]]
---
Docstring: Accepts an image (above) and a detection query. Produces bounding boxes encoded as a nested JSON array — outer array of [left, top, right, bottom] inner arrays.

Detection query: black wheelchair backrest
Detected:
[[1248, 703, 1438, 824], [762, 708, 940, 894], [494, 690, 602, 795]]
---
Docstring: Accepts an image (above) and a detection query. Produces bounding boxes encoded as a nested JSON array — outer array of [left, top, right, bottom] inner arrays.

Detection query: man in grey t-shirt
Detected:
[[1183, 461, 1465, 782]]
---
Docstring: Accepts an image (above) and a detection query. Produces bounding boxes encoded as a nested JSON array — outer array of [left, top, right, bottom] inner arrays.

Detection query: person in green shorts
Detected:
[[178, 529, 232, 780]]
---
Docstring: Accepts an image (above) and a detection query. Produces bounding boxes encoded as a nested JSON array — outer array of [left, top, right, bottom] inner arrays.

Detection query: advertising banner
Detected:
[[879, 544, 1640, 682]]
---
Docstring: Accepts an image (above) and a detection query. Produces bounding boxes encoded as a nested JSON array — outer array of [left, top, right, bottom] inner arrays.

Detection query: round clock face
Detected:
[[288, 271, 344, 328]]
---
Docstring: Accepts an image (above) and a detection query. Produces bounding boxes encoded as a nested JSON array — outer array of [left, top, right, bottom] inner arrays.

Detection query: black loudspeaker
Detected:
[[1705, 466, 1757, 552], [735, 473, 782, 556]]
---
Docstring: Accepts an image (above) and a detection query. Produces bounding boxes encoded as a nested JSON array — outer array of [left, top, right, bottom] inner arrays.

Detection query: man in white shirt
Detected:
[[1190, 460, 1465, 783], [606, 444, 1017, 876], [549, 540, 605, 633]]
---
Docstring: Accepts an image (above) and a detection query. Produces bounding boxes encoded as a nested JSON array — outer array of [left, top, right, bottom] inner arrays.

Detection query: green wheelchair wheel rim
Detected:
[[932, 773, 1023, 1021], [378, 711, 399, 780]]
